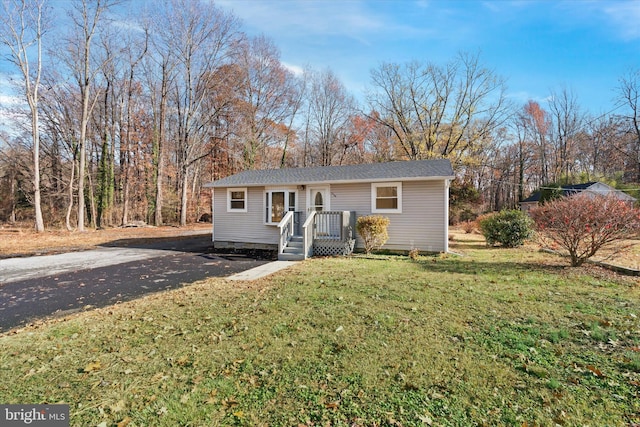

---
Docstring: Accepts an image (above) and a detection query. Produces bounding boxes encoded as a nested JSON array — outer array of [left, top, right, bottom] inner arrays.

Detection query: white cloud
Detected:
[[0, 72, 25, 109], [282, 62, 304, 77], [217, 0, 431, 46], [550, 0, 640, 41], [602, 1, 640, 40], [0, 72, 28, 137], [0, 93, 21, 106], [507, 90, 552, 106]]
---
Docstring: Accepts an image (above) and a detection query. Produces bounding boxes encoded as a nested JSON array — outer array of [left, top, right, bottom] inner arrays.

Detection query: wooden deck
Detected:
[[279, 211, 356, 260]]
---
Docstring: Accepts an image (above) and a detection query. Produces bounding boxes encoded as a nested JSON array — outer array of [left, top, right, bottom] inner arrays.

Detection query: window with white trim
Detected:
[[265, 189, 297, 224], [371, 182, 402, 213], [227, 188, 247, 212]]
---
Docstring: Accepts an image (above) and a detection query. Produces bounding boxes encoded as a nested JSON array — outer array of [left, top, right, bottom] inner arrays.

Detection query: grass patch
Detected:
[[1, 241, 639, 426]]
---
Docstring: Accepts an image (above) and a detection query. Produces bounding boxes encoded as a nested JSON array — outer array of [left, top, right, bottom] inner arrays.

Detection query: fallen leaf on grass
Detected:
[[325, 401, 339, 410], [83, 361, 102, 373], [418, 414, 433, 425], [110, 400, 126, 413], [151, 372, 168, 382], [116, 417, 132, 427], [205, 389, 218, 404], [586, 365, 605, 378], [222, 398, 238, 408]]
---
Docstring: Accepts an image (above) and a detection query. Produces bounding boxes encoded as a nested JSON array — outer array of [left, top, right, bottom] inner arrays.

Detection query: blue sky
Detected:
[[2, 0, 640, 120], [216, 0, 640, 116]]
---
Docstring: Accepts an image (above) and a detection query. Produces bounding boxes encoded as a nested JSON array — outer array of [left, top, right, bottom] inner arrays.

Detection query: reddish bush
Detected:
[[529, 194, 640, 267], [461, 220, 476, 234]]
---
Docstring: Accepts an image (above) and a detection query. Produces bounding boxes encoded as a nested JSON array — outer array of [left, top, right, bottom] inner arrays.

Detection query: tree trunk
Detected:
[[121, 154, 130, 226], [154, 141, 164, 226], [65, 156, 76, 231], [87, 168, 97, 228], [191, 162, 201, 220], [32, 109, 45, 232], [9, 168, 16, 224], [77, 136, 87, 232], [179, 165, 189, 226], [153, 63, 168, 226]]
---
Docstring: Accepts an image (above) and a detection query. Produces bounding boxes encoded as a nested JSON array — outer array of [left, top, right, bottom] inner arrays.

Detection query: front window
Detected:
[[372, 182, 402, 213], [265, 189, 297, 224], [227, 188, 247, 212]]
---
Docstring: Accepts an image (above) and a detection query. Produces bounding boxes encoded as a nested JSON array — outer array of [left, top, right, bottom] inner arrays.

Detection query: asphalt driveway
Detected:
[[0, 234, 272, 332]]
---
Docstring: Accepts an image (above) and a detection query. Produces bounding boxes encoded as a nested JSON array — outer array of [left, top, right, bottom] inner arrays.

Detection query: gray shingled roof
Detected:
[[521, 181, 636, 203], [206, 159, 454, 188], [521, 182, 598, 203]]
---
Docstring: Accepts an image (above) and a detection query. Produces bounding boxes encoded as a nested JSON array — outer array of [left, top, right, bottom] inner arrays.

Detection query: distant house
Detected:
[[520, 182, 636, 213], [204, 159, 455, 260]]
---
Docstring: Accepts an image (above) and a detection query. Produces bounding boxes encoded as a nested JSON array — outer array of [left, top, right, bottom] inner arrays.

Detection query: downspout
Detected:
[[444, 178, 451, 253], [211, 189, 215, 244]]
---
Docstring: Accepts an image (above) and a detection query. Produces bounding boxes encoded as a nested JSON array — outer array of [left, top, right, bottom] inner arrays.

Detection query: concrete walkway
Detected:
[[227, 260, 298, 281]]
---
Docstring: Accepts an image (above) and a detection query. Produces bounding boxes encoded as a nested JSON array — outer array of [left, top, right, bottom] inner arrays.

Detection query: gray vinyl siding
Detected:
[[330, 180, 447, 252], [212, 180, 447, 252], [213, 187, 276, 244], [392, 180, 447, 252], [213, 186, 307, 245]]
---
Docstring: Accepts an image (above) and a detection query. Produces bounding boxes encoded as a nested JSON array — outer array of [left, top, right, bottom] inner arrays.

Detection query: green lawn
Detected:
[[1, 238, 639, 426]]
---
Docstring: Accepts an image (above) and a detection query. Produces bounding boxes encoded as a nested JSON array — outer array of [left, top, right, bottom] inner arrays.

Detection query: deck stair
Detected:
[[279, 235, 305, 261]]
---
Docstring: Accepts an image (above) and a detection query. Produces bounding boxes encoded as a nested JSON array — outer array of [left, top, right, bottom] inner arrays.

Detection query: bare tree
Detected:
[[0, 135, 30, 223], [579, 115, 626, 180], [615, 69, 640, 182], [97, 25, 148, 226], [39, 70, 81, 231], [0, 0, 51, 231], [61, 0, 118, 231], [234, 35, 302, 169], [366, 52, 510, 164], [156, 0, 240, 226], [520, 100, 551, 185], [548, 87, 583, 180], [304, 68, 356, 166], [143, 9, 178, 226]]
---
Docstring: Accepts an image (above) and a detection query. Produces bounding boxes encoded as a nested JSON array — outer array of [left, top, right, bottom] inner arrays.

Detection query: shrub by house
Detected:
[[478, 210, 533, 248], [356, 215, 390, 254]]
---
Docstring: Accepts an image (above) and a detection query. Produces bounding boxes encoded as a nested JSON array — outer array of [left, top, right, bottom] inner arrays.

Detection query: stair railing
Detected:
[[277, 211, 295, 257], [302, 210, 316, 258]]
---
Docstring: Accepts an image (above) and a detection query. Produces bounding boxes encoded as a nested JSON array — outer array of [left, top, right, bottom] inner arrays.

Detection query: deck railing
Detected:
[[290, 211, 357, 259], [313, 211, 351, 240]]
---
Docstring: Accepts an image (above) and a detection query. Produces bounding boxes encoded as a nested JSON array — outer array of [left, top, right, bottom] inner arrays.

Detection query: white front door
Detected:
[[308, 186, 330, 236], [308, 186, 329, 212]]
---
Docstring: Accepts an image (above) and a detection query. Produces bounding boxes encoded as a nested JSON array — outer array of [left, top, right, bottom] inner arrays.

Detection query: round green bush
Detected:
[[478, 210, 533, 248]]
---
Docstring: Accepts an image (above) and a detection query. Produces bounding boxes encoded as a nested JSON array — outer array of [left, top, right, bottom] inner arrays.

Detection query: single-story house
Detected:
[[204, 159, 455, 260], [520, 181, 637, 213]]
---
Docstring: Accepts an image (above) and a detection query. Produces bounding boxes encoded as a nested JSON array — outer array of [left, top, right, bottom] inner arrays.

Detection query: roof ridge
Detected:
[[206, 159, 454, 188]]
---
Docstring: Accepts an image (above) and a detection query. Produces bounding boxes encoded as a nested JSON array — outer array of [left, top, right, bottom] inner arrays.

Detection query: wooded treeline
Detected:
[[1, 0, 640, 230]]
